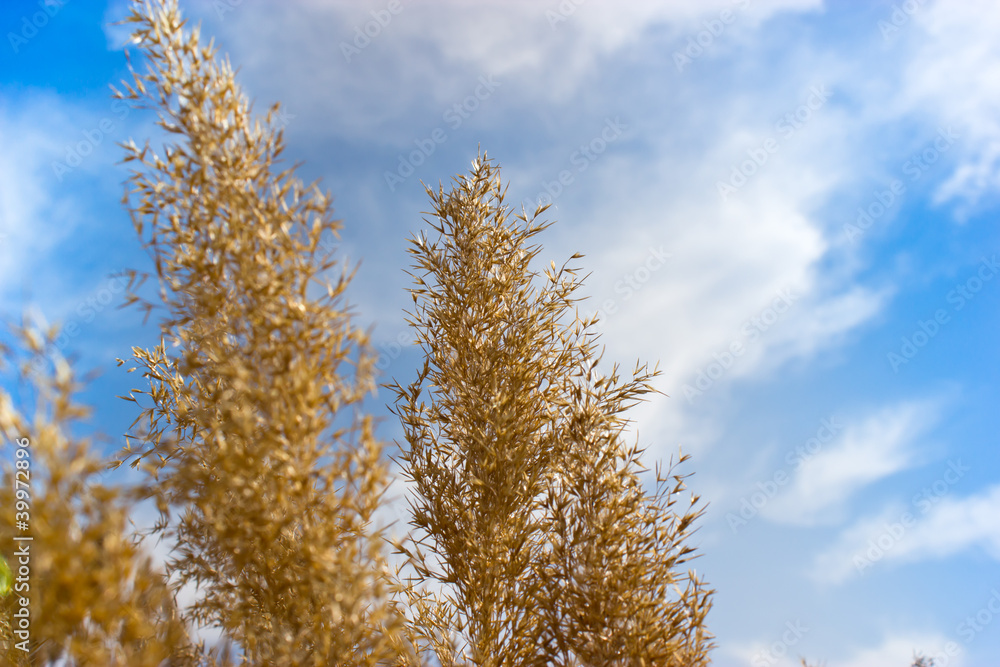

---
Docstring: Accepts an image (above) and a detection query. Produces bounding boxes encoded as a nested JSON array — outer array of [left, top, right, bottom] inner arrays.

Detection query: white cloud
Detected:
[[169, 0, 824, 145], [543, 91, 884, 433], [831, 632, 964, 667], [894, 0, 1000, 213], [811, 500, 915, 585], [0, 90, 148, 337], [762, 400, 937, 526], [723, 616, 812, 667], [728, 628, 963, 667], [813, 482, 1000, 585], [0, 95, 74, 301], [899, 484, 1000, 560]]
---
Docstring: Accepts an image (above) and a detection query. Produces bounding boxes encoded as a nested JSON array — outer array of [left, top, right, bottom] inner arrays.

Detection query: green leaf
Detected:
[[0, 553, 12, 597]]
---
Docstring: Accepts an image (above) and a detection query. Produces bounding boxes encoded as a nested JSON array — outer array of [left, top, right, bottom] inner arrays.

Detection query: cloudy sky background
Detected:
[[2, 0, 1000, 665]]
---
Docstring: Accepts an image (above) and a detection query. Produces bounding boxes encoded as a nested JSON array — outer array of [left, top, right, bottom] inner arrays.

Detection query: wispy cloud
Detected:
[[0, 91, 144, 321], [814, 482, 1000, 584], [0, 95, 73, 300], [728, 628, 962, 667], [830, 632, 964, 667], [761, 400, 939, 526], [895, 1, 1000, 214]]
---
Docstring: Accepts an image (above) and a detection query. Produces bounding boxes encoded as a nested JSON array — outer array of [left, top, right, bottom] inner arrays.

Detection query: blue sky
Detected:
[[2, 0, 999, 665]]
